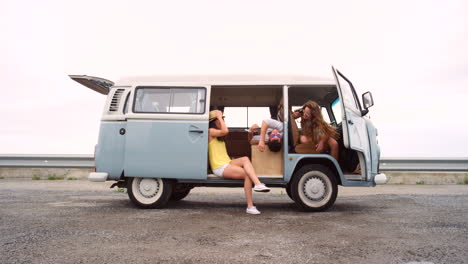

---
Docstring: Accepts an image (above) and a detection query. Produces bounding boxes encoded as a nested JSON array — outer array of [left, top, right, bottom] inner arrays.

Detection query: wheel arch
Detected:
[[291, 156, 344, 186]]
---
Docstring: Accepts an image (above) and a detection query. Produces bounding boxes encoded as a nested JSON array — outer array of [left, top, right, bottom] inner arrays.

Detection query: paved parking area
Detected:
[[0, 180, 467, 264]]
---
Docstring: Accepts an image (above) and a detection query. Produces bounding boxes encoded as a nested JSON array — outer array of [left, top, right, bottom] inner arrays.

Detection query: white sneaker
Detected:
[[246, 206, 261, 215], [254, 183, 271, 192]]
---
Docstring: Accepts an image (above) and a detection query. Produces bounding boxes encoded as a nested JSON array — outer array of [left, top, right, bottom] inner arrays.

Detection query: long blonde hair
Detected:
[[301, 100, 337, 144]]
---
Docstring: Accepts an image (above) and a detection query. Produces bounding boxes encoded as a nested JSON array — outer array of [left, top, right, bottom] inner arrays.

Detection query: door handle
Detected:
[[189, 129, 204, 133], [348, 120, 354, 125]]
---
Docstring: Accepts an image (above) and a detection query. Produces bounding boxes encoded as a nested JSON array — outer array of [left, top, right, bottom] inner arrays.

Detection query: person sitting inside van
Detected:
[[208, 110, 271, 215], [250, 118, 283, 152], [292, 100, 339, 160]]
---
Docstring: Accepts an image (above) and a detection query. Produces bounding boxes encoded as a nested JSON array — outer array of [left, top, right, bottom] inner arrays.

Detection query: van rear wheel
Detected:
[[170, 189, 191, 201], [127, 177, 172, 209], [291, 164, 338, 212]]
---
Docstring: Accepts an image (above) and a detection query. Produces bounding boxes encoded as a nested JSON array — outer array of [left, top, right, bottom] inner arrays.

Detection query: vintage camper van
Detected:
[[70, 67, 387, 211]]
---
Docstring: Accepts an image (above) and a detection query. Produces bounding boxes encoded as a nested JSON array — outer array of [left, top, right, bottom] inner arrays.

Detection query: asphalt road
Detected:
[[0, 180, 467, 264]]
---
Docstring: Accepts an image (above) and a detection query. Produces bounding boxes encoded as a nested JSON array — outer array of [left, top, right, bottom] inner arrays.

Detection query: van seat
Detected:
[[249, 139, 283, 176], [289, 113, 300, 146], [289, 113, 322, 154], [248, 136, 262, 145], [295, 143, 319, 154], [225, 130, 251, 159]]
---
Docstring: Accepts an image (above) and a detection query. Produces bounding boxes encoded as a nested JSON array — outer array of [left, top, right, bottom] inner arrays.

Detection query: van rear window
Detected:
[[223, 107, 271, 128], [133, 87, 206, 114]]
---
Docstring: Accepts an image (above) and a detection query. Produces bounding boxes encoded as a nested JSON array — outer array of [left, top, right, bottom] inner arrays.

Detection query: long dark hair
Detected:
[[209, 119, 225, 142], [301, 100, 337, 144]]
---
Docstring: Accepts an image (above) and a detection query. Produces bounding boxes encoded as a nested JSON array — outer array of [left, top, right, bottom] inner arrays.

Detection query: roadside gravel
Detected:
[[0, 180, 467, 264]]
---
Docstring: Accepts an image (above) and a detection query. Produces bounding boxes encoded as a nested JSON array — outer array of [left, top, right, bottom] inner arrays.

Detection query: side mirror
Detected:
[[362, 92, 374, 110]]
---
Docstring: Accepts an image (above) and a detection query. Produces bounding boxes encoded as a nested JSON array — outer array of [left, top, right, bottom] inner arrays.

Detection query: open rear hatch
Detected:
[[69, 75, 114, 95]]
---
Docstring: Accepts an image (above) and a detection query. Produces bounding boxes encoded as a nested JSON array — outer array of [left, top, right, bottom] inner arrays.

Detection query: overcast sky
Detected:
[[1, 0, 467, 157]]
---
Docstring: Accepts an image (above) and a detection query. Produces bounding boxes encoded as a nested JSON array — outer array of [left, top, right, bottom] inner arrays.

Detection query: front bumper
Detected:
[[374, 173, 388, 185], [88, 172, 108, 182]]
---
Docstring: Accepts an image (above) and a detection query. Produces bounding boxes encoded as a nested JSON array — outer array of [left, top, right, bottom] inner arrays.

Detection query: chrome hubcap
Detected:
[[138, 178, 159, 198], [303, 177, 326, 200]]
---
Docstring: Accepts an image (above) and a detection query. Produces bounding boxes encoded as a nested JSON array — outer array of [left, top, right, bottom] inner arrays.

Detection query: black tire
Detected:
[[127, 177, 173, 209], [170, 189, 191, 201], [285, 185, 293, 200], [290, 164, 338, 212]]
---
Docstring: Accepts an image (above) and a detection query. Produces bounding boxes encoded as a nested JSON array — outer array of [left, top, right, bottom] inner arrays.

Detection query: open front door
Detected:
[[331, 66, 371, 180], [69, 75, 114, 95]]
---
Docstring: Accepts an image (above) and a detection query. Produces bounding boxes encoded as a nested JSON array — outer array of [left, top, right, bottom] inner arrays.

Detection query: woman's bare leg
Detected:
[[223, 164, 254, 208], [250, 124, 260, 133], [327, 138, 339, 161], [300, 135, 311, 144], [230, 157, 262, 186], [243, 177, 253, 208]]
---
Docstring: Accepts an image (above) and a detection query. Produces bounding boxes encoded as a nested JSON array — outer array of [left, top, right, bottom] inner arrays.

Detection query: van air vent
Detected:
[[109, 89, 125, 112]]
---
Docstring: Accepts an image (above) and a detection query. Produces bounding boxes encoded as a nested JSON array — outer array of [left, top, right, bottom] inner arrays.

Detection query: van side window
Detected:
[[134, 87, 206, 114]]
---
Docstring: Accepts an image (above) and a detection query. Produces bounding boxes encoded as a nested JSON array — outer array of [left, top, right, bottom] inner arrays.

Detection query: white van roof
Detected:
[[115, 74, 336, 86]]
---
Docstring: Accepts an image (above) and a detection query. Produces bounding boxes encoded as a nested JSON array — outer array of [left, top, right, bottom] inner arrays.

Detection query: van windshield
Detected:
[[331, 98, 343, 124]]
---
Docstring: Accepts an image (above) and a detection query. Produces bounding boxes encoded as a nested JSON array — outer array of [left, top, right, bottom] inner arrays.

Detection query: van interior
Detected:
[[209, 85, 360, 177]]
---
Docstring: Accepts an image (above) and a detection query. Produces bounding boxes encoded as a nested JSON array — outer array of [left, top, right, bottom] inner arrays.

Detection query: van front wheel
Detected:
[[127, 177, 172, 209], [285, 185, 293, 200], [291, 164, 338, 212]]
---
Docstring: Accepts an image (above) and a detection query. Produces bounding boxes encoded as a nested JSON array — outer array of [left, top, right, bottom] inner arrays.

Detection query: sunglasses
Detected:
[[270, 134, 282, 138]]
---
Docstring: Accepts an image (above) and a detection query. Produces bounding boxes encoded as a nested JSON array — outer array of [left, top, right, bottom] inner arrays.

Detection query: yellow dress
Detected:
[[208, 139, 231, 170]]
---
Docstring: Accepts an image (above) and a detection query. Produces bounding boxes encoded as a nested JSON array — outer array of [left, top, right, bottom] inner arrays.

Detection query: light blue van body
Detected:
[[73, 68, 386, 188]]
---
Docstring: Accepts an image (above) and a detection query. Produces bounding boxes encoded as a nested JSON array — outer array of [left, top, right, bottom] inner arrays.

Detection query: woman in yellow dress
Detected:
[[208, 110, 270, 215]]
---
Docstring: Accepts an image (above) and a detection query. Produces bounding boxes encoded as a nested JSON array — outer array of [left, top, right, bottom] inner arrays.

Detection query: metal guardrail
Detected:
[[379, 158, 468, 172], [0, 155, 467, 172], [0, 154, 94, 168]]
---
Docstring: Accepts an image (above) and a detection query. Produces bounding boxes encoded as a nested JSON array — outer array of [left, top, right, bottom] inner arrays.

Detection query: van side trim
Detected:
[[285, 154, 374, 187], [101, 121, 127, 124], [126, 119, 207, 124], [125, 113, 208, 120]]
